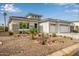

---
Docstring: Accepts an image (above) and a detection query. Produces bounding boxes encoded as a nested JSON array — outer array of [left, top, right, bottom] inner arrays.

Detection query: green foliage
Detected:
[[0, 26, 4, 30], [19, 22, 27, 29], [63, 36, 67, 38], [73, 30, 79, 33], [3, 12, 7, 16], [28, 27, 38, 40], [52, 33, 57, 37]]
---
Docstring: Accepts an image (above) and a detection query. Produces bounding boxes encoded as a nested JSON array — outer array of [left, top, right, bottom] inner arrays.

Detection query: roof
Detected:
[[9, 16, 27, 19], [26, 13, 42, 17], [71, 21, 79, 22], [8, 13, 71, 24], [8, 16, 42, 24], [40, 18, 72, 23]]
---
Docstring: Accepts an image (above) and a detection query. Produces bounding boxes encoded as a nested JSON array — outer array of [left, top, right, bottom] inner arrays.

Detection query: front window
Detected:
[[26, 23, 29, 29], [34, 23, 37, 28]]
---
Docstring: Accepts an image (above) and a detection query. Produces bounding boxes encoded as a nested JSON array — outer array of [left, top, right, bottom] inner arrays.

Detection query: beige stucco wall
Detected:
[[39, 22, 49, 33], [9, 19, 71, 33], [73, 22, 79, 26], [73, 22, 79, 30], [9, 20, 39, 32], [39, 21, 71, 33]]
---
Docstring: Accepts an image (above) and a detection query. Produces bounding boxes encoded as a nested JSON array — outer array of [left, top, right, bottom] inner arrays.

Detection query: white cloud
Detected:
[[55, 3, 79, 8], [73, 14, 78, 17], [65, 4, 79, 8], [54, 3, 69, 6], [65, 9, 79, 13], [0, 4, 21, 12]]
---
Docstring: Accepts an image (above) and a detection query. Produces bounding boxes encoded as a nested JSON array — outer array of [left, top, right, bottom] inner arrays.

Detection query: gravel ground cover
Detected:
[[0, 35, 78, 56]]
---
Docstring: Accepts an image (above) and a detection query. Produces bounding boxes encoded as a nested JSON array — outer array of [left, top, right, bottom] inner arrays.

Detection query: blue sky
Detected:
[[0, 3, 79, 25]]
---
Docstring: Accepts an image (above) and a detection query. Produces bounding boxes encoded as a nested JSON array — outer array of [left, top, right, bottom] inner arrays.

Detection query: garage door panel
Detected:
[[50, 25, 56, 33], [60, 26, 70, 33]]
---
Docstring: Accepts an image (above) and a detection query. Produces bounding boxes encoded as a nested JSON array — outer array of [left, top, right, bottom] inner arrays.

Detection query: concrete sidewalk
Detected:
[[48, 43, 79, 56]]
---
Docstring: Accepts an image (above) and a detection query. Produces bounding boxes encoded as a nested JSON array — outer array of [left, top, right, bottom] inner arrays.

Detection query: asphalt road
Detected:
[[73, 51, 79, 56]]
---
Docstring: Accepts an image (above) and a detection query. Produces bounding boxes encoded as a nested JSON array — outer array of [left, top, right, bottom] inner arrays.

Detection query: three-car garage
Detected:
[[59, 25, 70, 33], [39, 19, 71, 33], [49, 24, 70, 33]]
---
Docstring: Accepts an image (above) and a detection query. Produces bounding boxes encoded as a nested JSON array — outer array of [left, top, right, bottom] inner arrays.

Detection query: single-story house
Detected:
[[72, 21, 79, 32], [8, 13, 73, 33]]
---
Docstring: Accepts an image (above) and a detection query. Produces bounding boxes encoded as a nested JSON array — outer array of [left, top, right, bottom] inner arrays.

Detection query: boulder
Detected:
[[0, 41, 3, 45]]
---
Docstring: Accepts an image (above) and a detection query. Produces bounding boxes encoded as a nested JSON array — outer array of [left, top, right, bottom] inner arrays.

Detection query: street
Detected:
[[73, 51, 79, 56]]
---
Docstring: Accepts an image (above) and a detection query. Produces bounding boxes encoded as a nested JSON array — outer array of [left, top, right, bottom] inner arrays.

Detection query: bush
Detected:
[[73, 30, 78, 33], [28, 27, 38, 40], [52, 33, 57, 37], [63, 36, 67, 38], [38, 33, 41, 37], [5, 27, 8, 32], [25, 30, 30, 34], [9, 31, 13, 35], [19, 31, 23, 34]]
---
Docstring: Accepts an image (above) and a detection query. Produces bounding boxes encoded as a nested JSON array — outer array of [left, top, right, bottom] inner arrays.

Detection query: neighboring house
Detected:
[[72, 21, 79, 31], [8, 13, 72, 33]]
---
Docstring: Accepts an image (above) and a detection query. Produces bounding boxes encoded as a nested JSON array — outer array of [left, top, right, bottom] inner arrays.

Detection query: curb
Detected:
[[48, 43, 79, 56]]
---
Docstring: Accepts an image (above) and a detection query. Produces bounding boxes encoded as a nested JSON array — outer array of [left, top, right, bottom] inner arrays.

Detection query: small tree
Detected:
[[40, 33, 46, 45], [3, 12, 7, 32], [28, 27, 37, 40]]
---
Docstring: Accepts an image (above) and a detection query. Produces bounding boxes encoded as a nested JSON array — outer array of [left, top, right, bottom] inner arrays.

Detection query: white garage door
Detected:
[[50, 25, 56, 33], [60, 26, 70, 33]]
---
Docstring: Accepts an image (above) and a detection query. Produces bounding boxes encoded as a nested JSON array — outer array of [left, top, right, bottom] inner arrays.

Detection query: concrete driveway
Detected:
[[57, 33, 79, 39]]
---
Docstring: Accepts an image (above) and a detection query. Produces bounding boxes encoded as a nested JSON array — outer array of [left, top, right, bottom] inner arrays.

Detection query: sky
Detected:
[[0, 3, 79, 25]]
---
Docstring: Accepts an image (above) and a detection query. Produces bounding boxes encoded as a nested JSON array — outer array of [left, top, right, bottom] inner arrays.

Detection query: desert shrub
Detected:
[[49, 34, 52, 37], [25, 30, 29, 34], [40, 33, 46, 45], [17, 34, 20, 37], [70, 37, 73, 40], [5, 27, 8, 32], [19, 31, 23, 34], [28, 27, 38, 40], [9, 31, 14, 35], [38, 33, 42, 37], [63, 36, 67, 38], [73, 30, 78, 33], [52, 33, 57, 37]]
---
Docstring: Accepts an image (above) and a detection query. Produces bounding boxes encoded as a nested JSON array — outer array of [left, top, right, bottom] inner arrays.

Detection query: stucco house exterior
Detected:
[[8, 13, 73, 34], [40, 18, 72, 33], [72, 21, 79, 32]]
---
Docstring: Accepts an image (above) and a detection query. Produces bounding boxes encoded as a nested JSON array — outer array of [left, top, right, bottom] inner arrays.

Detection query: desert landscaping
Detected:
[[0, 3, 79, 56], [0, 32, 79, 56]]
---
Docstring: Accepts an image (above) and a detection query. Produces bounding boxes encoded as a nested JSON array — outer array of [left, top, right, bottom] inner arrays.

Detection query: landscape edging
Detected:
[[48, 43, 79, 56]]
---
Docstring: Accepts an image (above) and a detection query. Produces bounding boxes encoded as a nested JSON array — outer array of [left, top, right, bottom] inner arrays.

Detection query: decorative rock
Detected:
[[0, 41, 3, 45]]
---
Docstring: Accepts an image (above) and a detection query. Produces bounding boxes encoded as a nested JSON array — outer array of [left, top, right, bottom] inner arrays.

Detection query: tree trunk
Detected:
[[4, 15, 6, 32]]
